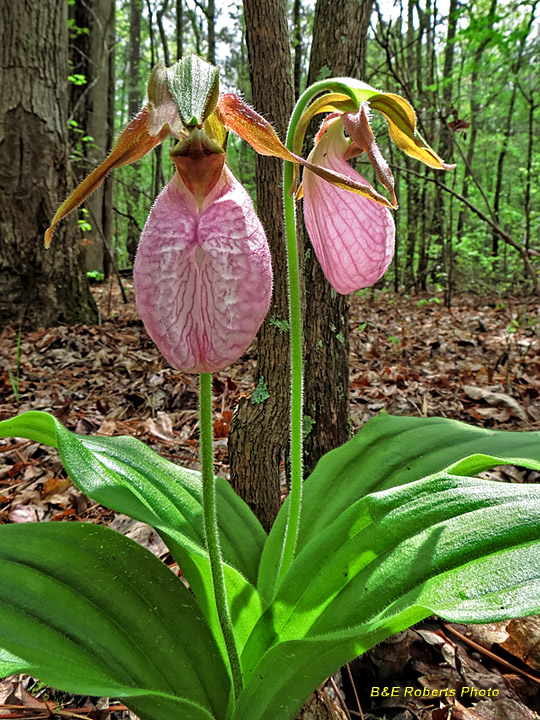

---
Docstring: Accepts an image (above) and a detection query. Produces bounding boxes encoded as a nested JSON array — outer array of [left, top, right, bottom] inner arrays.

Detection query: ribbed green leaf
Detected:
[[0, 522, 230, 720], [237, 472, 540, 720], [81, 433, 265, 582], [233, 614, 432, 720], [0, 411, 265, 642], [275, 475, 540, 637], [259, 415, 540, 599]]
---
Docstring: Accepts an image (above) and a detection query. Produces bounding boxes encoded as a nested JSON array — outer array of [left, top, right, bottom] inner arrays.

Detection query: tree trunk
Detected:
[[228, 0, 295, 530], [0, 0, 98, 330], [176, 0, 184, 60], [491, 2, 537, 257], [128, 0, 142, 127], [413, 0, 432, 292], [292, 0, 303, 98], [126, 0, 143, 263], [521, 88, 536, 259], [207, 0, 216, 64], [435, 0, 458, 304], [157, 0, 172, 66], [105, 5, 116, 280], [302, 0, 372, 477], [403, 0, 420, 292], [69, 0, 115, 274], [456, 0, 498, 244], [187, 6, 203, 56], [404, 157, 419, 292]]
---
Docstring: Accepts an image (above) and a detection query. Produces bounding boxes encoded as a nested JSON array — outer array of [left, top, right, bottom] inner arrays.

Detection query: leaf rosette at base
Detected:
[[2, 412, 540, 720]]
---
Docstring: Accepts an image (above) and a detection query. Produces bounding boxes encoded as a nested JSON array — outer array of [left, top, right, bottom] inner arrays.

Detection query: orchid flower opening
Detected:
[[45, 56, 453, 372]]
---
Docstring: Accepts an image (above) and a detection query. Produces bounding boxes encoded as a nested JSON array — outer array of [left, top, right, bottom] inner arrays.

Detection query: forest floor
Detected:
[[1, 280, 540, 720]]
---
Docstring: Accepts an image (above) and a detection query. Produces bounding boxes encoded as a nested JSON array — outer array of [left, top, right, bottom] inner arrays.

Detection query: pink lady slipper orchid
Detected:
[[300, 94, 454, 293], [215, 85, 454, 296], [302, 111, 395, 293], [46, 56, 273, 374], [134, 140, 272, 373]]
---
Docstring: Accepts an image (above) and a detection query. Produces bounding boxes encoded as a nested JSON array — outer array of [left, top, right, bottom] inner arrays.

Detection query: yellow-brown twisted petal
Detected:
[[45, 107, 169, 247], [216, 94, 297, 161], [370, 93, 456, 170], [341, 105, 398, 208]]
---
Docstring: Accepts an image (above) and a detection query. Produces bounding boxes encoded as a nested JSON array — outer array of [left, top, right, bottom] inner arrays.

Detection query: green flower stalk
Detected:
[[199, 372, 242, 699], [275, 78, 454, 580]]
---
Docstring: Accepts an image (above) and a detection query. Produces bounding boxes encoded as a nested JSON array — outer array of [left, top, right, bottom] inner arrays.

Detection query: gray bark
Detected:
[[69, 0, 115, 273], [0, 0, 98, 329]]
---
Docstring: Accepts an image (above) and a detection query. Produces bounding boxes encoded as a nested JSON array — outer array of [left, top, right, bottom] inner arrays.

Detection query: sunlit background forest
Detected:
[[66, 0, 540, 299]]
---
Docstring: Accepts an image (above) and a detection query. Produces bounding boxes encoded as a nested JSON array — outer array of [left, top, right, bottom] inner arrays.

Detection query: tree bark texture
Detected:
[[491, 1, 536, 256], [431, 0, 458, 302], [403, 0, 421, 293], [157, 0, 172, 66], [207, 0, 216, 64], [228, 0, 295, 530], [412, 0, 432, 292], [302, 0, 372, 476], [176, 0, 184, 60], [69, 0, 115, 273], [293, 0, 303, 98], [126, 0, 143, 262], [0, 0, 98, 330], [128, 0, 143, 112]]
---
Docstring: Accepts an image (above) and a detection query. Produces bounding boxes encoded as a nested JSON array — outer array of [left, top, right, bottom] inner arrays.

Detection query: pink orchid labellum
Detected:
[[302, 112, 395, 294], [46, 56, 453, 371], [134, 146, 272, 373]]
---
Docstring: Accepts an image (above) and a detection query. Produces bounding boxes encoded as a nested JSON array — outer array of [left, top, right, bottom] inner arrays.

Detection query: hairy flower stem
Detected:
[[199, 372, 243, 699], [277, 81, 361, 585], [277, 161, 304, 585]]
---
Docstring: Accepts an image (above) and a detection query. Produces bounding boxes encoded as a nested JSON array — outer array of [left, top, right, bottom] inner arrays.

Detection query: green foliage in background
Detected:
[[68, 0, 538, 287]]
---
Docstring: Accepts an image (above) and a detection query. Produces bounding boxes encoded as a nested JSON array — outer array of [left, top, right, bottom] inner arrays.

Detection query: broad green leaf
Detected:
[[233, 630, 420, 720], [238, 472, 540, 720], [0, 522, 230, 720], [259, 415, 540, 599], [82, 433, 265, 583], [0, 411, 266, 646], [276, 474, 540, 637]]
